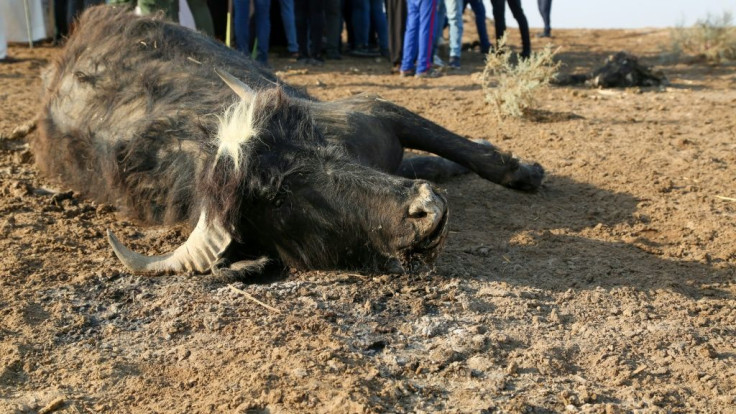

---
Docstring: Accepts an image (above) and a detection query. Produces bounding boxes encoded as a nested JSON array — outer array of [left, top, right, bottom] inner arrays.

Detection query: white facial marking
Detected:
[[215, 98, 259, 170]]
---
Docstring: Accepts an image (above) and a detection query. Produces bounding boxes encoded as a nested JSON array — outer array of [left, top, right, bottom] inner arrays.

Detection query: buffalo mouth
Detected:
[[398, 208, 450, 269]]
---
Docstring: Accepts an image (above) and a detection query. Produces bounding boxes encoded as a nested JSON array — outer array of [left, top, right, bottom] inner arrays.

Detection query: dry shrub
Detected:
[[670, 12, 736, 64], [481, 36, 560, 119]]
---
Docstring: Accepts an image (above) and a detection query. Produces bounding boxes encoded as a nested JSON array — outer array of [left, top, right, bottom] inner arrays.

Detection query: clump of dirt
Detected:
[[1, 21, 734, 413]]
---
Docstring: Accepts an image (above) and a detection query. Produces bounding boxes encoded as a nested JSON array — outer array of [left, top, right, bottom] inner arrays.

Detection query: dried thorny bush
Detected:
[[669, 12, 736, 64], [481, 36, 560, 119]]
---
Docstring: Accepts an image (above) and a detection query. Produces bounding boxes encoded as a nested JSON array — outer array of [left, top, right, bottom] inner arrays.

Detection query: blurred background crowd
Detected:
[[1, 0, 554, 77]]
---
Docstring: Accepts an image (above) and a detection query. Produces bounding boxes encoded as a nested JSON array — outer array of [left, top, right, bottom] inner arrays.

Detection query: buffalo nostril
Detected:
[[407, 182, 446, 238], [408, 211, 428, 219]]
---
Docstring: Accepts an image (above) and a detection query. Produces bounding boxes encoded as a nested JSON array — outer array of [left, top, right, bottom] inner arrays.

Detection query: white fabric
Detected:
[[178, 0, 195, 30], [134, 0, 196, 30], [0, 0, 54, 43]]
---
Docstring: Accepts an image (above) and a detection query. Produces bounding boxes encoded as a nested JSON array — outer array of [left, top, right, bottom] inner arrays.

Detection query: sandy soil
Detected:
[[1, 16, 735, 414]]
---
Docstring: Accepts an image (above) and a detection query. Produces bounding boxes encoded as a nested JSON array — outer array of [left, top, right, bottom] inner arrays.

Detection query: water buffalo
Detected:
[[552, 52, 668, 88], [34, 6, 544, 276]]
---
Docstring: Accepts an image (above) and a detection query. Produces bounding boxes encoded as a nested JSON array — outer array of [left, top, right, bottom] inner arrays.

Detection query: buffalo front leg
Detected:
[[372, 98, 545, 191]]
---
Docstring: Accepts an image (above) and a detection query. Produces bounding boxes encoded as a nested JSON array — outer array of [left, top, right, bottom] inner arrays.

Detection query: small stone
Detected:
[[697, 344, 717, 359]]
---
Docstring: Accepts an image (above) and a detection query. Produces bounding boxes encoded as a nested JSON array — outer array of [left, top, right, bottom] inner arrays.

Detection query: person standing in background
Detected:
[[490, 0, 531, 59], [537, 0, 552, 37], [465, 0, 492, 54], [400, 0, 440, 78], [294, 0, 326, 65], [443, 0, 463, 68], [234, 0, 272, 64], [278, 0, 299, 57], [324, 0, 343, 60], [386, 0, 407, 72], [351, 0, 389, 57], [0, 12, 8, 62]]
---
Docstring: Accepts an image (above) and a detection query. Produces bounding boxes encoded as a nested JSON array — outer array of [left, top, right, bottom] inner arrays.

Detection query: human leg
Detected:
[[324, 0, 343, 58], [369, 0, 389, 53], [537, 0, 551, 36], [279, 0, 299, 53], [490, 0, 505, 43], [432, 0, 445, 60], [443, 0, 462, 59], [415, 0, 438, 74], [294, 0, 309, 58], [400, 0, 420, 73], [507, 0, 530, 58], [253, 0, 272, 64], [386, 0, 407, 67], [233, 0, 251, 54], [352, 0, 369, 49], [308, 0, 326, 59], [468, 0, 491, 53], [0, 12, 6, 60]]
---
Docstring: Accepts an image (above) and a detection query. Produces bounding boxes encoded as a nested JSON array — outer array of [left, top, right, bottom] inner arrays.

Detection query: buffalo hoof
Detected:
[[210, 257, 271, 282], [504, 162, 545, 192]]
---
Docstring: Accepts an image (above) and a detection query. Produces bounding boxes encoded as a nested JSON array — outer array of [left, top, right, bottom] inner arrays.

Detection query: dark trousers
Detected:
[[537, 0, 552, 35], [386, 0, 407, 67], [295, 0, 326, 59], [324, 0, 343, 55], [490, 0, 530, 58], [465, 0, 491, 53]]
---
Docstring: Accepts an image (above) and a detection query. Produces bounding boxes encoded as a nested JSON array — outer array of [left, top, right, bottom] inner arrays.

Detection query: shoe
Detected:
[[433, 55, 446, 68], [399, 69, 415, 77], [536, 32, 551, 38], [448, 56, 461, 69], [350, 47, 380, 57], [325, 50, 342, 60], [309, 57, 325, 66], [415, 69, 442, 78]]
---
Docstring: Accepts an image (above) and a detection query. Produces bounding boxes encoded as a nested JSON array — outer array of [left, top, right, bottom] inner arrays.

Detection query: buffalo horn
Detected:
[[106, 211, 232, 275], [215, 67, 255, 101]]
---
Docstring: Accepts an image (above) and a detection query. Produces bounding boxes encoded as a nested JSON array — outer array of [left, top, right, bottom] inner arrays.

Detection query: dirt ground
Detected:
[[1, 15, 735, 414]]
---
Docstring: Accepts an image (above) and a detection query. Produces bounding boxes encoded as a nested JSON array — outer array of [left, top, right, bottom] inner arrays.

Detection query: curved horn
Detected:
[[215, 67, 255, 101], [107, 211, 232, 275]]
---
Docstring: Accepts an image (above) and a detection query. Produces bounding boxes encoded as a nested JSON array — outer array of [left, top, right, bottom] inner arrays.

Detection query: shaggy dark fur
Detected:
[[552, 52, 668, 88], [36, 6, 544, 272]]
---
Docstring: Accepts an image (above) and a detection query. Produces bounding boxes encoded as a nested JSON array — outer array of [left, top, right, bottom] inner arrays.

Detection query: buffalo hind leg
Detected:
[[371, 98, 544, 191]]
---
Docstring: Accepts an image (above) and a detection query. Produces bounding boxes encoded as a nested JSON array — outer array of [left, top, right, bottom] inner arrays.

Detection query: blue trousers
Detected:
[[352, 0, 389, 51], [465, 0, 491, 53], [234, 0, 271, 64], [537, 0, 552, 35], [279, 0, 298, 53], [443, 0, 463, 58], [401, 0, 438, 74]]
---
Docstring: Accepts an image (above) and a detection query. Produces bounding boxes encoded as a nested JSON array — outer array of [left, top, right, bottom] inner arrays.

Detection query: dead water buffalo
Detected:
[[553, 52, 668, 88], [34, 6, 544, 276]]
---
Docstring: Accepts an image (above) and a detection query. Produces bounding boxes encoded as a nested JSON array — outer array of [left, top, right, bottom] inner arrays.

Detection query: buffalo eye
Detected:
[[274, 197, 284, 208]]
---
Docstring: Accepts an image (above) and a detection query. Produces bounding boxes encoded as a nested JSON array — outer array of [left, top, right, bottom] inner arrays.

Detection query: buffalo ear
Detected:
[[215, 68, 255, 101]]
